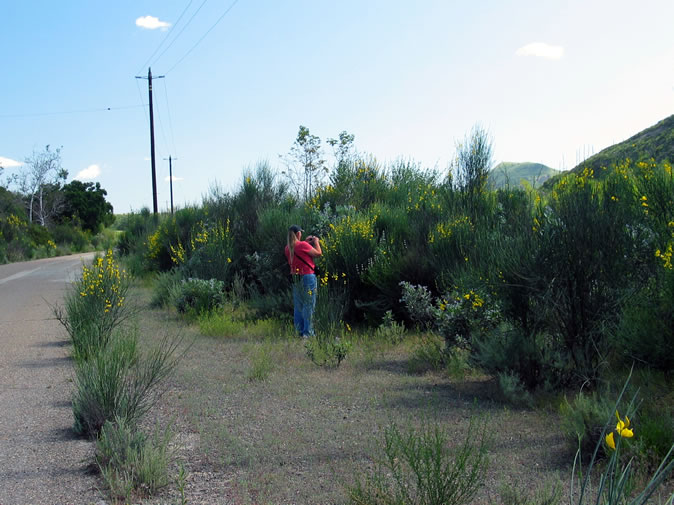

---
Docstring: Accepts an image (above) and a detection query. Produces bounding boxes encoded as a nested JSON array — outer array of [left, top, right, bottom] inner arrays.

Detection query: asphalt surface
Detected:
[[0, 253, 102, 505]]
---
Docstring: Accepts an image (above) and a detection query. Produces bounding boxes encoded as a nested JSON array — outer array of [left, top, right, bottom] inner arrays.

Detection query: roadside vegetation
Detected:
[[0, 145, 116, 263], [50, 122, 674, 503]]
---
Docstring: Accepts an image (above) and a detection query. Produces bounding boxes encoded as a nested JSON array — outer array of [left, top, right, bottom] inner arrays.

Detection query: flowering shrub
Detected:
[[399, 281, 500, 353], [55, 250, 133, 361]]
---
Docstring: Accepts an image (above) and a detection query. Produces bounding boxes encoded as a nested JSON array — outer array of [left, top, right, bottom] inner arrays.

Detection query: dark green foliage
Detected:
[[60, 180, 114, 232], [114, 121, 673, 393], [615, 270, 674, 371], [172, 278, 225, 315]]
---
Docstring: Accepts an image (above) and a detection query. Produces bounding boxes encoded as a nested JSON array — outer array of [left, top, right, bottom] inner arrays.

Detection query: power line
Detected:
[[165, 0, 240, 74], [136, 0, 195, 75], [0, 104, 144, 119], [150, 0, 211, 69]]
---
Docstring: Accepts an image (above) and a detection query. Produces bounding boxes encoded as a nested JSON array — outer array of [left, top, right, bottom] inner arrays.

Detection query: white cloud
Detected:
[[0, 156, 22, 168], [165, 175, 184, 182], [136, 15, 171, 30], [515, 42, 564, 60], [75, 164, 101, 181]]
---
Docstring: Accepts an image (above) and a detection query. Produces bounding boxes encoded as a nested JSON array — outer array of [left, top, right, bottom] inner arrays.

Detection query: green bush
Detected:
[[72, 330, 181, 437], [560, 390, 616, 458], [172, 278, 225, 315], [373, 310, 406, 344], [614, 269, 674, 371], [305, 334, 352, 368], [96, 417, 173, 501], [348, 418, 490, 505], [150, 269, 184, 309], [472, 326, 567, 392]]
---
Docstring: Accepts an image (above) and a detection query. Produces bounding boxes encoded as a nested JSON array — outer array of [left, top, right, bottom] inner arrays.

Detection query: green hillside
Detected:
[[570, 113, 674, 175], [488, 162, 561, 189]]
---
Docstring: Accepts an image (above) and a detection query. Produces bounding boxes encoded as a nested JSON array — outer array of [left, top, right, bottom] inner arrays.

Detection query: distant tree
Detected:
[[327, 131, 356, 167], [61, 180, 114, 233], [282, 125, 326, 201], [452, 125, 493, 199], [14, 145, 68, 226]]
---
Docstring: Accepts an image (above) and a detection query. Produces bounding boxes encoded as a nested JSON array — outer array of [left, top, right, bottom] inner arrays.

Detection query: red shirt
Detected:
[[285, 241, 315, 275]]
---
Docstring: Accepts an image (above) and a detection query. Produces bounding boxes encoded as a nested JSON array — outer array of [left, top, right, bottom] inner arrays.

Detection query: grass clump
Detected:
[[305, 334, 352, 367], [246, 341, 275, 381], [96, 417, 173, 502], [348, 418, 490, 505], [499, 479, 562, 505], [72, 329, 182, 437]]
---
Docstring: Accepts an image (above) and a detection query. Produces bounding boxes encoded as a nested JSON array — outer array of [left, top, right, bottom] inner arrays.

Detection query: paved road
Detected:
[[0, 253, 102, 505]]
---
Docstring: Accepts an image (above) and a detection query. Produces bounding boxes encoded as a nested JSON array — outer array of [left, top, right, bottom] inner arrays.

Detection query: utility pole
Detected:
[[163, 155, 177, 214], [135, 67, 164, 215]]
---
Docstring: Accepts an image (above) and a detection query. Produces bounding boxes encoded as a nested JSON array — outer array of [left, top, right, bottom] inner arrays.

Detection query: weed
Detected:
[[305, 334, 352, 368], [247, 342, 275, 382], [349, 417, 490, 505], [96, 416, 173, 501]]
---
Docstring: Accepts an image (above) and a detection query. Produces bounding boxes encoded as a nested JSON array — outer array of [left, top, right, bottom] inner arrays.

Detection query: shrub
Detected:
[[71, 330, 182, 437], [373, 310, 406, 344], [471, 324, 568, 392], [399, 281, 501, 353], [54, 250, 134, 362], [150, 268, 184, 309], [348, 418, 490, 505], [614, 269, 674, 371], [560, 391, 616, 458], [305, 334, 352, 368], [497, 371, 533, 408], [96, 417, 173, 501], [408, 334, 446, 374], [172, 278, 225, 315], [183, 219, 234, 283]]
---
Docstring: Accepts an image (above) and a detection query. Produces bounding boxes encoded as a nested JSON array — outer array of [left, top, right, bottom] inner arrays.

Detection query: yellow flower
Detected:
[[615, 411, 633, 438], [606, 431, 616, 450], [227, 257, 232, 263]]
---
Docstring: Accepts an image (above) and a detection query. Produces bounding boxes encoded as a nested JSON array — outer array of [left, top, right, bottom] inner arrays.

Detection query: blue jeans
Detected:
[[292, 274, 317, 337]]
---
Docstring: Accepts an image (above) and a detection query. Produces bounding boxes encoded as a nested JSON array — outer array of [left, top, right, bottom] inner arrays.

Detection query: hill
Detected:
[[488, 162, 561, 189], [570, 113, 674, 175]]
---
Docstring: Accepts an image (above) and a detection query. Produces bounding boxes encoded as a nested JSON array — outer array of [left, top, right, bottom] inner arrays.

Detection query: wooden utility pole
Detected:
[[163, 155, 177, 214], [136, 67, 164, 215]]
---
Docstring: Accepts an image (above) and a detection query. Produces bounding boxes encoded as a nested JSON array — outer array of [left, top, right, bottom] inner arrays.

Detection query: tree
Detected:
[[282, 125, 326, 201], [14, 145, 68, 226], [327, 131, 356, 167], [61, 180, 114, 233]]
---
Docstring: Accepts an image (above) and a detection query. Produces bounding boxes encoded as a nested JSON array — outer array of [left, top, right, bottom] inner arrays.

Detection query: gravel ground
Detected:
[[0, 254, 102, 505]]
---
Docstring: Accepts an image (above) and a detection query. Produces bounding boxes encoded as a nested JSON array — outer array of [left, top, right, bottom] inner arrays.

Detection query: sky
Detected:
[[1, 0, 673, 213]]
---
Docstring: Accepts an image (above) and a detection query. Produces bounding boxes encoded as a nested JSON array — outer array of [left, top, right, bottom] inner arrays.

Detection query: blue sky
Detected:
[[1, 0, 673, 213]]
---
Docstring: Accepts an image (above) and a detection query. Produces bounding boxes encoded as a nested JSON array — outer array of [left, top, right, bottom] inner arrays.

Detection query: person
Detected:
[[285, 224, 322, 338]]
